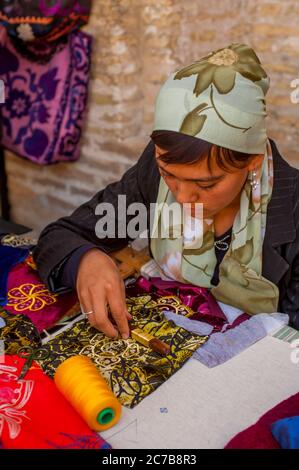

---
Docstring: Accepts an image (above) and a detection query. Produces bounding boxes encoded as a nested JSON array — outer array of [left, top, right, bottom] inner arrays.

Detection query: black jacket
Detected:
[[34, 139, 299, 329]]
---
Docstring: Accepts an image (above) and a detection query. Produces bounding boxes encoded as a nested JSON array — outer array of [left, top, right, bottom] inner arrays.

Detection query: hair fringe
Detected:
[[150, 130, 253, 173]]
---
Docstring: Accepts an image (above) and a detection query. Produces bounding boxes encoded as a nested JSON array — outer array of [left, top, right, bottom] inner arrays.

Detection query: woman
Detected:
[[34, 43, 299, 338]]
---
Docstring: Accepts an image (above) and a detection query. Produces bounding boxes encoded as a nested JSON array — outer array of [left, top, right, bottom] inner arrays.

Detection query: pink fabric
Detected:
[[4, 261, 78, 332], [127, 276, 228, 330], [225, 392, 299, 449]]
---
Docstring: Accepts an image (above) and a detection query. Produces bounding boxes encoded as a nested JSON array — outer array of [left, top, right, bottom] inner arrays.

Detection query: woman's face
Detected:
[[155, 145, 264, 218]]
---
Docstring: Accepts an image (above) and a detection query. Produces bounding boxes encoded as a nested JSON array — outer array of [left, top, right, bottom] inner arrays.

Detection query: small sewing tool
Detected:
[[108, 308, 171, 356], [129, 324, 171, 356], [126, 297, 171, 355], [17, 345, 49, 380], [54, 355, 121, 431]]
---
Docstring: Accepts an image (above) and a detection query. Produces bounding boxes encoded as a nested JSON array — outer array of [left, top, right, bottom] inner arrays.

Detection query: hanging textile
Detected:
[[0, 1, 91, 59], [0, 23, 92, 164]]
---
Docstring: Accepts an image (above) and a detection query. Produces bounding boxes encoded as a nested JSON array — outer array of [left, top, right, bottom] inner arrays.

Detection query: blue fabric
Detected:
[[0, 245, 29, 305], [193, 316, 267, 367], [163, 311, 213, 336], [271, 416, 299, 449]]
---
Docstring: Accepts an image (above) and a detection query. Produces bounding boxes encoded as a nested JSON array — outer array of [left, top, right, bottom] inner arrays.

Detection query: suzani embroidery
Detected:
[[0, 364, 34, 440], [7, 283, 57, 312]]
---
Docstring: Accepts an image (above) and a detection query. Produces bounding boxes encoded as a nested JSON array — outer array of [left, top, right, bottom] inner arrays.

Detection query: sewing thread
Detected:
[[54, 355, 121, 431]]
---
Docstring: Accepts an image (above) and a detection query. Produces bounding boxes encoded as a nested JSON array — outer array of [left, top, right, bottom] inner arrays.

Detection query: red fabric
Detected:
[[4, 260, 78, 332], [0, 355, 111, 449], [222, 313, 250, 332], [225, 392, 299, 449]]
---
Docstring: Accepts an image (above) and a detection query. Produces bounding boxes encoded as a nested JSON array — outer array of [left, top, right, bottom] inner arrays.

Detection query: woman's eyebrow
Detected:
[[156, 163, 224, 182]]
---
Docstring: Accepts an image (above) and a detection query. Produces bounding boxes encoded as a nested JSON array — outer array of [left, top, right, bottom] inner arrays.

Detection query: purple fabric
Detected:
[[127, 276, 228, 330], [0, 25, 92, 164], [38, 0, 90, 16], [163, 311, 214, 336], [193, 316, 267, 367]]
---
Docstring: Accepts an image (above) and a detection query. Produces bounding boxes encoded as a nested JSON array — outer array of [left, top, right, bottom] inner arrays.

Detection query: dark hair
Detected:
[[150, 130, 254, 173]]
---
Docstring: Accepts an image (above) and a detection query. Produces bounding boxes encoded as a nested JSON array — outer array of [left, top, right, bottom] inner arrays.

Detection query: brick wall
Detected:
[[4, 0, 299, 233]]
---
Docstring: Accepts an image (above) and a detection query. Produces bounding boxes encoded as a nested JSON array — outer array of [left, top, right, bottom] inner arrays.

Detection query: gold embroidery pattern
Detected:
[[0, 364, 34, 440], [0, 308, 41, 354], [7, 284, 57, 312], [145, 295, 195, 318], [38, 296, 208, 408], [1, 234, 37, 248]]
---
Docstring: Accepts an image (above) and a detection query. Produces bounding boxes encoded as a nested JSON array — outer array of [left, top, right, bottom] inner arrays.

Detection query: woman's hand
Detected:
[[76, 248, 132, 339]]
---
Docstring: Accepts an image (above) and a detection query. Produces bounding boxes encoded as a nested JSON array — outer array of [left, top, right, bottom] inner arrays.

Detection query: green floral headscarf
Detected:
[[151, 43, 279, 314], [154, 43, 269, 154]]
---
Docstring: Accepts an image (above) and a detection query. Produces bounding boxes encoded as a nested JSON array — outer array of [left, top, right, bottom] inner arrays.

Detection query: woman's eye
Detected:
[[197, 184, 216, 191]]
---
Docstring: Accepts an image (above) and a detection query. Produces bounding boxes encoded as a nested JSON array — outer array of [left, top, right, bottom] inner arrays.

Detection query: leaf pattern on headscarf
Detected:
[[174, 43, 268, 97], [179, 102, 208, 135]]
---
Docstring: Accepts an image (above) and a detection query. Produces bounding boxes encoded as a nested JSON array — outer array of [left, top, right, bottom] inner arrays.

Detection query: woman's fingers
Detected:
[[79, 286, 117, 338], [119, 278, 132, 321], [106, 281, 130, 339], [89, 287, 119, 338], [78, 289, 94, 321], [78, 291, 98, 328], [76, 248, 132, 339]]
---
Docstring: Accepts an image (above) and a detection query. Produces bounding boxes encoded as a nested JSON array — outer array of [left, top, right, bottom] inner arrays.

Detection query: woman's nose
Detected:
[[175, 181, 198, 204]]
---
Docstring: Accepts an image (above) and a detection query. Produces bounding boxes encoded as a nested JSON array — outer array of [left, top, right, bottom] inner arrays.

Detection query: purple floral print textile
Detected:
[[0, 25, 92, 164]]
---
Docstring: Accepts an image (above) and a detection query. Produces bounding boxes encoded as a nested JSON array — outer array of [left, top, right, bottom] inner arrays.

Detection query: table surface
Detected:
[[100, 334, 299, 449]]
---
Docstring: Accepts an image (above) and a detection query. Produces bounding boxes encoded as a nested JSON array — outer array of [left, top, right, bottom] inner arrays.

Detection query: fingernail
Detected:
[[122, 333, 129, 340]]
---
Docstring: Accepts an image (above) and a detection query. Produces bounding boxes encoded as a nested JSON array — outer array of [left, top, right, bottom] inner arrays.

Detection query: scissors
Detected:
[[17, 346, 49, 380]]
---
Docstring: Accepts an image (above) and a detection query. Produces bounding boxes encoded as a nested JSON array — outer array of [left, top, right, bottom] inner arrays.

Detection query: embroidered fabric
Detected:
[[0, 308, 41, 354], [37, 294, 209, 408], [4, 256, 78, 332], [0, 354, 111, 449]]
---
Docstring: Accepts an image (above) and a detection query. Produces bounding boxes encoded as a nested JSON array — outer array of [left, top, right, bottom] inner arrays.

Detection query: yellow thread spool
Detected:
[[54, 355, 121, 431]]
